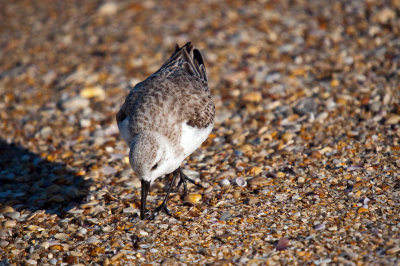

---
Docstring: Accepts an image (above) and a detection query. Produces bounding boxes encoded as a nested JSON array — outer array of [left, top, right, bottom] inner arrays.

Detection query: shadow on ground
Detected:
[[0, 139, 91, 215]]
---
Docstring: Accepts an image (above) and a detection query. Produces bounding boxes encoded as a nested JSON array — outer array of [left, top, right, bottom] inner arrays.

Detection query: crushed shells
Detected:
[[0, 0, 399, 265]]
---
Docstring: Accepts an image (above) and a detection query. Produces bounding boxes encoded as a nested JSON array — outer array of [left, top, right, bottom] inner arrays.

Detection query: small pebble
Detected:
[[123, 207, 136, 214], [40, 242, 50, 249], [91, 205, 106, 215], [102, 225, 113, 233], [248, 196, 259, 205], [4, 211, 20, 220], [243, 91, 262, 103], [220, 212, 232, 221], [39, 126, 52, 138], [248, 176, 269, 186], [98, 1, 118, 16], [65, 255, 78, 264], [293, 98, 317, 115], [139, 230, 148, 236], [314, 224, 325, 231], [0, 206, 14, 213], [275, 237, 289, 251], [251, 166, 262, 175], [386, 246, 400, 255], [102, 165, 118, 176], [234, 177, 247, 187], [159, 224, 168, 230], [3, 220, 17, 228], [26, 259, 37, 265], [54, 233, 68, 241], [61, 96, 90, 111], [233, 190, 241, 199], [281, 132, 293, 142], [275, 193, 287, 202], [80, 119, 91, 128], [386, 114, 400, 125], [49, 245, 63, 251], [80, 86, 105, 99], [219, 179, 230, 187], [184, 194, 202, 204], [276, 172, 285, 178], [86, 236, 100, 244]]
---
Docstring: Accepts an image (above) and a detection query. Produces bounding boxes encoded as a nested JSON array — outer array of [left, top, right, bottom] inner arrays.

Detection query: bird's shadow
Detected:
[[0, 139, 91, 216]]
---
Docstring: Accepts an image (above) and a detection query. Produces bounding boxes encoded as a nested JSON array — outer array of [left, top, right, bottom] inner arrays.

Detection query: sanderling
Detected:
[[116, 42, 215, 219]]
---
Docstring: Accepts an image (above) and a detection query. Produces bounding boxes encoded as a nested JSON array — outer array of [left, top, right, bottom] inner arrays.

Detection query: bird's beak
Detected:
[[141, 180, 151, 220]]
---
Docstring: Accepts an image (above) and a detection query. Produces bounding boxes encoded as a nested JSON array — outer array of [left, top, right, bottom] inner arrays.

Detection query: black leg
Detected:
[[149, 169, 178, 220], [140, 180, 151, 220]]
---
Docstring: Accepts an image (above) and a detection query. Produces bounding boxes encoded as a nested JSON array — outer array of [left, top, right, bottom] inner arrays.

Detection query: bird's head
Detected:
[[129, 132, 167, 182], [129, 132, 171, 219]]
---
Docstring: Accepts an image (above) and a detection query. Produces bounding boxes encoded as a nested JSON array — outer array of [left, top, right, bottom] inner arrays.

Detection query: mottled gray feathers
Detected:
[[116, 43, 215, 144], [155, 42, 208, 83]]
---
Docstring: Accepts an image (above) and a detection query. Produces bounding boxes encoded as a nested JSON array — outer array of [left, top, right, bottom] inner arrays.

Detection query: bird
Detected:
[[116, 42, 215, 220]]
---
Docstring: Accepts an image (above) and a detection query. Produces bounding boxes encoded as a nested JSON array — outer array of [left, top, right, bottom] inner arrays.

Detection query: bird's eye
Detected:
[[151, 163, 159, 171]]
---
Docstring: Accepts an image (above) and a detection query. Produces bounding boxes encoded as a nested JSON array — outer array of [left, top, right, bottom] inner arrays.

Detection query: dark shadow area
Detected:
[[0, 139, 91, 215]]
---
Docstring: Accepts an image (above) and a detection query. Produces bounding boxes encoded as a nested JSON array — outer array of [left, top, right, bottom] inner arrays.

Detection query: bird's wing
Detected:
[[116, 43, 214, 140], [116, 83, 143, 124]]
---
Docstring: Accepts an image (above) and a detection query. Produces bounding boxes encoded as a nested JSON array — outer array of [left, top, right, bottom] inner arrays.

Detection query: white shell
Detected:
[[235, 177, 247, 187], [219, 178, 230, 187]]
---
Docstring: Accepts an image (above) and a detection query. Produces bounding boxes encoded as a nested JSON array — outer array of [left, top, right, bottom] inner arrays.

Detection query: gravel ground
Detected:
[[1, 0, 400, 265]]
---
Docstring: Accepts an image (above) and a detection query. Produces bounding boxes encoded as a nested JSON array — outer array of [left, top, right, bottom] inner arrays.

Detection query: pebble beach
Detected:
[[0, 0, 399, 265]]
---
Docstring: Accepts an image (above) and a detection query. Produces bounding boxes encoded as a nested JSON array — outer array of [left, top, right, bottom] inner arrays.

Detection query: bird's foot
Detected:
[[148, 202, 172, 220], [175, 168, 203, 199]]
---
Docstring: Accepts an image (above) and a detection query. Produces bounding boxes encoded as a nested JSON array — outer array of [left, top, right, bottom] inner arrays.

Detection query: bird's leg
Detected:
[[175, 167, 203, 199], [149, 169, 178, 220], [140, 180, 151, 220]]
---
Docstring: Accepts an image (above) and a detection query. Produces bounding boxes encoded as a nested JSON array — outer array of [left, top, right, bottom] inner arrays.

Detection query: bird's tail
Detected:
[[157, 42, 208, 83]]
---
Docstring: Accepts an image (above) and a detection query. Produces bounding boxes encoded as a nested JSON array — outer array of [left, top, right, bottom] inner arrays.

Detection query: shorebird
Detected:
[[116, 42, 215, 219]]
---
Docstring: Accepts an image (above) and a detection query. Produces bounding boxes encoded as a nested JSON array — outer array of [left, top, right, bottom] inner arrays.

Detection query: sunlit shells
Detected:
[[243, 91, 262, 103], [4, 211, 20, 220], [54, 233, 69, 241], [0, 0, 398, 264], [60, 96, 90, 111], [248, 176, 270, 186], [0, 206, 15, 213], [86, 236, 100, 244], [281, 132, 294, 142], [98, 2, 118, 16], [3, 220, 17, 228], [184, 193, 202, 204], [386, 114, 400, 125], [80, 86, 106, 100], [233, 190, 241, 198], [249, 166, 262, 175], [50, 245, 64, 251], [276, 172, 285, 178], [386, 247, 400, 255]]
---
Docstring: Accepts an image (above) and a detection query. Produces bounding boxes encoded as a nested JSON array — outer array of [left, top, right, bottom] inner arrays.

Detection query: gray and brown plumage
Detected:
[[116, 42, 215, 219]]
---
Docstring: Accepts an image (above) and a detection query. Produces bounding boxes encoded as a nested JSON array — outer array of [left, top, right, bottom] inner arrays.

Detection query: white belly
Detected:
[[180, 122, 213, 157]]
